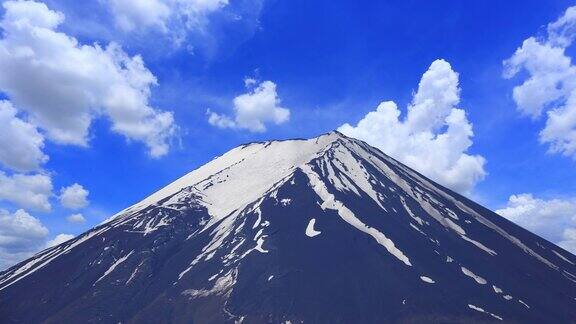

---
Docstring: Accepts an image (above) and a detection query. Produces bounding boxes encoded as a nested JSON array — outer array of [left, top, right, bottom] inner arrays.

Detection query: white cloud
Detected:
[[208, 80, 290, 132], [66, 213, 86, 224], [108, 0, 228, 36], [0, 209, 49, 270], [0, 0, 177, 157], [339, 59, 486, 194], [496, 193, 576, 254], [0, 100, 47, 172], [207, 109, 236, 128], [548, 6, 576, 47], [0, 171, 52, 212], [45, 233, 74, 248], [503, 6, 576, 158], [109, 0, 171, 32], [59, 183, 89, 210]]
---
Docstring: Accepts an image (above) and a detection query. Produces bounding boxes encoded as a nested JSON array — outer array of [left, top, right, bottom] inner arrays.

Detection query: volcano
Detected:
[[1, 131, 575, 323]]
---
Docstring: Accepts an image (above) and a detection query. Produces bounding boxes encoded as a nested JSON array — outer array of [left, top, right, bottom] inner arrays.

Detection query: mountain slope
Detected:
[[1, 131, 575, 323]]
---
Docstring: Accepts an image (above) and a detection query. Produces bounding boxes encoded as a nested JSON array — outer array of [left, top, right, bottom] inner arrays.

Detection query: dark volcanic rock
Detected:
[[1, 132, 575, 323]]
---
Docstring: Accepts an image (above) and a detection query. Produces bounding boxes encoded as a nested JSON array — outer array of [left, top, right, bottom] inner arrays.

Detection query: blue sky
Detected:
[[1, 0, 576, 269]]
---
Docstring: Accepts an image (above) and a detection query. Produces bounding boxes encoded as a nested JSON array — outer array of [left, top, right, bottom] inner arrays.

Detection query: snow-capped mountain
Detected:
[[1, 131, 575, 323]]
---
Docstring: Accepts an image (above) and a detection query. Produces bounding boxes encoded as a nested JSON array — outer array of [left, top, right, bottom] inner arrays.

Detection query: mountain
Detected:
[[1, 131, 575, 323]]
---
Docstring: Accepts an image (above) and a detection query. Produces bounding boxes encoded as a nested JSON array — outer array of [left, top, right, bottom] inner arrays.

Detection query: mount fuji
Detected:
[[1, 131, 575, 323]]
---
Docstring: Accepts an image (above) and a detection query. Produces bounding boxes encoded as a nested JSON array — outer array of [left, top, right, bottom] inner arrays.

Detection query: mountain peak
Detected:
[[116, 130, 353, 221]]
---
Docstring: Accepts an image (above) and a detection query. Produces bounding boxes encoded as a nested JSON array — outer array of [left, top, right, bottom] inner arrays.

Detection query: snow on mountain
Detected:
[[117, 132, 341, 219], [0, 131, 575, 323]]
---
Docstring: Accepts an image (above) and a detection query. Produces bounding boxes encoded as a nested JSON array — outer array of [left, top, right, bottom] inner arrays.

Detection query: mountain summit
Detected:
[[1, 132, 575, 323]]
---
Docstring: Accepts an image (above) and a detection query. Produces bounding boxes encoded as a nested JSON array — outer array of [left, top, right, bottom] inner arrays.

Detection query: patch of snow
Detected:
[[223, 238, 246, 263], [420, 276, 435, 283], [461, 266, 487, 285], [182, 269, 237, 298], [400, 196, 424, 225], [552, 250, 575, 265], [468, 304, 503, 321], [126, 260, 145, 284], [409, 223, 427, 236], [460, 235, 497, 256], [208, 270, 224, 282], [255, 236, 268, 253], [95, 250, 134, 285], [446, 208, 459, 220], [518, 300, 530, 308], [252, 207, 262, 229], [305, 218, 322, 237], [564, 270, 576, 283], [253, 228, 265, 241]]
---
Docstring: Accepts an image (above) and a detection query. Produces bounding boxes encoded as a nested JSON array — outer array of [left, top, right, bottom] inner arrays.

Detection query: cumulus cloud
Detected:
[[0, 171, 52, 212], [208, 80, 290, 132], [45, 233, 74, 248], [0, 0, 177, 157], [108, 0, 228, 37], [496, 193, 576, 254], [339, 59, 486, 194], [503, 6, 576, 158], [59, 184, 89, 210], [0, 100, 47, 172], [0, 209, 49, 270], [66, 213, 86, 224]]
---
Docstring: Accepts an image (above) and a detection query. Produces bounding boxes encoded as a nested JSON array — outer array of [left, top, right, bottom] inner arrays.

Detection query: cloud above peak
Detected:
[[208, 79, 290, 132], [339, 59, 486, 194], [0, 0, 177, 157], [504, 5, 576, 159]]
